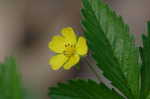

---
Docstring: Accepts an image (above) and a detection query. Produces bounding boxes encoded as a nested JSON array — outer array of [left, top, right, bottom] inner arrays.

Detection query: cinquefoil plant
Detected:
[[48, 0, 150, 99]]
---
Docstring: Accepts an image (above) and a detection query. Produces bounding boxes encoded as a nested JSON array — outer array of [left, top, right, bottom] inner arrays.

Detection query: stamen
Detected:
[[65, 44, 67, 47], [63, 43, 76, 57]]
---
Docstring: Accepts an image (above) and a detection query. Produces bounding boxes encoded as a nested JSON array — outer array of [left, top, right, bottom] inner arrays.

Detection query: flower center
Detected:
[[64, 43, 76, 57]]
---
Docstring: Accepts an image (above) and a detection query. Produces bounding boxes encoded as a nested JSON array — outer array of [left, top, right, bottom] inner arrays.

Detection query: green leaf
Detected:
[[140, 22, 150, 99], [81, 0, 140, 98], [147, 94, 150, 99], [0, 57, 23, 99], [94, 2, 140, 98], [90, 2, 140, 97], [49, 79, 123, 99]]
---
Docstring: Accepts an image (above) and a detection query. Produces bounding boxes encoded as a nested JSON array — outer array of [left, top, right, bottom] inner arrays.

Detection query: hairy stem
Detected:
[[85, 58, 102, 82]]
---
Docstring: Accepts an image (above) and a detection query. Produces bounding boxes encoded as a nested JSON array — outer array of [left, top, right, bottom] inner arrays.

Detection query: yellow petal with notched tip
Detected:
[[61, 27, 77, 44], [63, 54, 80, 70], [76, 37, 88, 56], [49, 54, 68, 70], [48, 36, 65, 53]]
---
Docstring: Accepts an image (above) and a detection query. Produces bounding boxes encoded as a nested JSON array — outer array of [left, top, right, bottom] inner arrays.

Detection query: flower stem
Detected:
[[85, 58, 101, 82]]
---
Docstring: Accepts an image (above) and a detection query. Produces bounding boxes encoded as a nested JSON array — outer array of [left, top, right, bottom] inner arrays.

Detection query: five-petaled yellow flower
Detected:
[[48, 27, 88, 70]]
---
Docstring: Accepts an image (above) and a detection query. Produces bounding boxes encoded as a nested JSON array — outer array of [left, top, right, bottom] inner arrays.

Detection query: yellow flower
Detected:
[[48, 27, 88, 70]]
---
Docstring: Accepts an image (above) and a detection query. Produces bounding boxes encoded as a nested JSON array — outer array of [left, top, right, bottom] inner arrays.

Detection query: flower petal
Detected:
[[48, 36, 65, 53], [76, 37, 88, 56], [49, 54, 68, 70], [61, 27, 77, 44], [63, 55, 80, 70]]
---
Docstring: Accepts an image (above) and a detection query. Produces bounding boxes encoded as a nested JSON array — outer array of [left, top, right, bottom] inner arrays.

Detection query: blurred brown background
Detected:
[[0, 0, 149, 98]]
